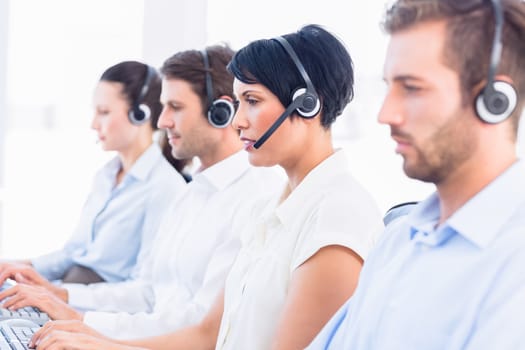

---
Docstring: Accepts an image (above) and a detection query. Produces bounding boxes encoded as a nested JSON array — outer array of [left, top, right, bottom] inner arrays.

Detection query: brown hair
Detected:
[[160, 44, 235, 117], [382, 0, 525, 132]]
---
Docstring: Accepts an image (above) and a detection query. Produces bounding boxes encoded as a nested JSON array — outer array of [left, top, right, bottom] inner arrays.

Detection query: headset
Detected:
[[200, 49, 235, 128], [253, 36, 321, 149], [474, 0, 517, 123], [128, 65, 157, 125]]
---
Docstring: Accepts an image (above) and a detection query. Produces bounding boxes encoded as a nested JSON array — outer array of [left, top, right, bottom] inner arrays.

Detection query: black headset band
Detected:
[[273, 36, 318, 96], [137, 65, 156, 105], [201, 49, 214, 109], [484, 0, 503, 99]]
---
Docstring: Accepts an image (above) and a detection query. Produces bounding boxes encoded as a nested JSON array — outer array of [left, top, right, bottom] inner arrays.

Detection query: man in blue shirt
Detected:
[[307, 0, 525, 349]]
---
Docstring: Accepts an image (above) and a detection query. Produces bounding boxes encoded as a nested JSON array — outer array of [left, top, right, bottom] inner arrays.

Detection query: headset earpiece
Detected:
[[201, 49, 234, 128], [129, 65, 156, 125], [473, 0, 517, 124], [208, 98, 235, 128], [129, 103, 151, 125], [292, 88, 321, 118], [475, 80, 517, 124]]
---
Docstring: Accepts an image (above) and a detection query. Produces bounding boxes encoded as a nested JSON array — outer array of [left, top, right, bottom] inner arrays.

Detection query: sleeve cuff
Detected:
[[63, 284, 92, 311], [83, 311, 120, 337]]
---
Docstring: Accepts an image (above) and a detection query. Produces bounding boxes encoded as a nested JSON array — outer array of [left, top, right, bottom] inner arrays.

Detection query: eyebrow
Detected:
[[383, 75, 424, 84], [232, 89, 259, 100], [161, 98, 183, 106], [240, 89, 258, 97]]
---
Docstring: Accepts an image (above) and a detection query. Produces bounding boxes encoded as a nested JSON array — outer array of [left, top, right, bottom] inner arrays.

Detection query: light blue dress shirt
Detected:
[[32, 143, 187, 282], [307, 160, 525, 350]]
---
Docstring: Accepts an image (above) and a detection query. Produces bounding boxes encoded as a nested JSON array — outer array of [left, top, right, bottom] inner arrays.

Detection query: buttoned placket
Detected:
[[218, 212, 280, 349]]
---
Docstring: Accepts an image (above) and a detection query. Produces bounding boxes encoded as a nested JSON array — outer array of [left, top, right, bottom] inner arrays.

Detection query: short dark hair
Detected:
[[100, 61, 162, 130], [382, 0, 525, 132], [160, 44, 236, 115], [227, 24, 354, 128]]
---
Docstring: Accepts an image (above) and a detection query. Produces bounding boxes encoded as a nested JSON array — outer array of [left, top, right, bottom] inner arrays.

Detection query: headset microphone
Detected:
[[253, 36, 321, 149], [253, 96, 306, 149]]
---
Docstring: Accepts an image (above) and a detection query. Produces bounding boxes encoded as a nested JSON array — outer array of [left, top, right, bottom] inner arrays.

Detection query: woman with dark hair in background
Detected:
[[0, 61, 188, 292]]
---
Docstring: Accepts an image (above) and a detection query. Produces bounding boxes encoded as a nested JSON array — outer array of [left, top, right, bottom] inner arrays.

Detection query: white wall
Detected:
[[0, 0, 9, 252], [1, 0, 148, 258], [142, 0, 207, 68]]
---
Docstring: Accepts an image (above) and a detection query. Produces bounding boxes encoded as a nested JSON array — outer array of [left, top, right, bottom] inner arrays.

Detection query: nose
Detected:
[[90, 114, 99, 130], [231, 105, 247, 131], [157, 106, 173, 130], [377, 89, 404, 127]]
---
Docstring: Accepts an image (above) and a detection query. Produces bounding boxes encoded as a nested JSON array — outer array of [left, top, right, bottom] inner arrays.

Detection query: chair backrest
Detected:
[[383, 201, 418, 226]]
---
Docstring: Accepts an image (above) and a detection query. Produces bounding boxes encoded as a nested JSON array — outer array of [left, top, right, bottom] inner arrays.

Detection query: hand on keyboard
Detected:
[[0, 263, 65, 302], [0, 285, 82, 322], [30, 320, 126, 350]]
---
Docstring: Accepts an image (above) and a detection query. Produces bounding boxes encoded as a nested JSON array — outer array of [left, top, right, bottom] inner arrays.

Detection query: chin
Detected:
[[172, 148, 187, 160], [248, 154, 275, 167], [402, 161, 418, 179]]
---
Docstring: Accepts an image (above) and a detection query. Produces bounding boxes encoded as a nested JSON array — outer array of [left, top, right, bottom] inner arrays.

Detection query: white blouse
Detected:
[[67, 151, 284, 339], [215, 150, 383, 350]]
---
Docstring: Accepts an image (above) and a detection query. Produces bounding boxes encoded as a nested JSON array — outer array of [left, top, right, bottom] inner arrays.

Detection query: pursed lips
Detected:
[[167, 132, 181, 140], [240, 136, 256, 150], [391, 134, 412, 153]]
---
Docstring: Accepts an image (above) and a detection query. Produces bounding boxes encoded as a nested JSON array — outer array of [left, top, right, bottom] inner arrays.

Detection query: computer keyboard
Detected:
[[0, 307, 49, 326], [0, 323, 38, 350]]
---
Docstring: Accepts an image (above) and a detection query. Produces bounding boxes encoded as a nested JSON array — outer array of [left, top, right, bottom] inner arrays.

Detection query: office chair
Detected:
[[383, 201, 418, 226]]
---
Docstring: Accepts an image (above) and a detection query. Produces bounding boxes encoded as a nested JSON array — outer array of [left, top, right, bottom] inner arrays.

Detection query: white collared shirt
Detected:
[[65, 150, 284, 339], [215, 150, 383, 350]]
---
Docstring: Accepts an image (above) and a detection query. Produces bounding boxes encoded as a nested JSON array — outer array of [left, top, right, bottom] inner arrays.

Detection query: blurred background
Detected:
[[0, 0, 522, 258]]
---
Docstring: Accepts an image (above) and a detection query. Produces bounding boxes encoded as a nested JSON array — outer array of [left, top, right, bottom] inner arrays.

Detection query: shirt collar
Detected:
[[192, 150, 251, 191], [409, 159, 525, 248], [126, 143, 163, 182], [448, 159, 525, 248], [276, 149, 349, 228], [100, 143, 162, 184]]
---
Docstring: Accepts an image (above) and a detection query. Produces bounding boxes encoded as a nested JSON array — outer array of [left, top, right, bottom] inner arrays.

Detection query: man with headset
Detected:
[[307, 0, 525, 349], [0, 45, 283, 339]]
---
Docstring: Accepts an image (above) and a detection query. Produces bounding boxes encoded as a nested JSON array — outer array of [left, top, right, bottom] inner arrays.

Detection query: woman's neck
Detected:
[[282, 132, 334, 201], [116, 139, 153, 184]]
